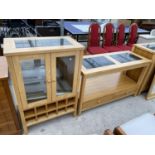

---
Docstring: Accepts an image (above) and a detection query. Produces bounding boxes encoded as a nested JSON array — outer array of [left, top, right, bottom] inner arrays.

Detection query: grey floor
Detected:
[[28, 93, 155, 135]]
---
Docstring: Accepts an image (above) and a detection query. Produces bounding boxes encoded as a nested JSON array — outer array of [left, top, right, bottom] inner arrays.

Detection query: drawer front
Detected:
[[82, 89, 135, 111]]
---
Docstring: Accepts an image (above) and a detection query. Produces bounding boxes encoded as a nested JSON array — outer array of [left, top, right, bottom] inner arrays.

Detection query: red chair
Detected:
[[87, 23, 107, 54], [102, 23, 120, 52], [116, 23, 132, 51], [127, 23, 138, 48]]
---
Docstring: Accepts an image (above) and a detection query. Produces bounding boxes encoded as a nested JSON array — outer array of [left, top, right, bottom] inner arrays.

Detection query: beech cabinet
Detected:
[[4, 36, 84, 133]]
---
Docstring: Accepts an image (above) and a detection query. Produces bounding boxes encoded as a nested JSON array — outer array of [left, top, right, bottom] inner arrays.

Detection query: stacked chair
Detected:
[[102, 23, 120, 52], [87, 23, 108, 54], [87, 22, 138, 55]]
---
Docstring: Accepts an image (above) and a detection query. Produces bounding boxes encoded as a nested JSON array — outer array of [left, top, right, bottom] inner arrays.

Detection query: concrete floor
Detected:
[[28, 93, 155, 135]]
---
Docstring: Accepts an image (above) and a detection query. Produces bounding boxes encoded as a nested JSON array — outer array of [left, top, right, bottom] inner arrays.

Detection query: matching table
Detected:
[[78, 51, 150, 114]]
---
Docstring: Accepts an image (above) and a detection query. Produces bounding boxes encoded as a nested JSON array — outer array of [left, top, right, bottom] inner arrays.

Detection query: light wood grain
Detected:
[[0, 56, 8, 80]]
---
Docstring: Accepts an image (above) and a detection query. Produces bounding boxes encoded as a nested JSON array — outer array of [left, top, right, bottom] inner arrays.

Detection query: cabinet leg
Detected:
[[23, 126, 28, 135], [73, 111, 77, 117]]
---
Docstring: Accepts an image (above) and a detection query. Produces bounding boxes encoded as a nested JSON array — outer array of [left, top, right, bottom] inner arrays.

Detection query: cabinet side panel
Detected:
[[7, 56, 27, 134]]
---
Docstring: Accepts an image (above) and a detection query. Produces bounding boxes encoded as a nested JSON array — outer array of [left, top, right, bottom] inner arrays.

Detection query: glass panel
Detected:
[[56, 56, 75, 96], [110, 53, 141, 63], [83, 56, 114, 69], [15, 38, 72, 48], [143, 44, 155, 50], [20, 58, 47, 103]]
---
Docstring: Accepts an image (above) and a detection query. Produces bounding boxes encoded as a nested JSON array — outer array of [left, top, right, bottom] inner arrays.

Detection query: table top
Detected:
[[62, 21, 149, 35], [0, 56, 8, 80], [82, 51, 150, 75], [3, 36, 84, 56]]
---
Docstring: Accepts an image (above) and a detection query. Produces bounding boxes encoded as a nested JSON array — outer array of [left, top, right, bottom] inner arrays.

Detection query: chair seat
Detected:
[[103, 46, 121, 52], [88, 47, 108, 54], [120, 113, 155, 135], [117, 45, 132, 51]]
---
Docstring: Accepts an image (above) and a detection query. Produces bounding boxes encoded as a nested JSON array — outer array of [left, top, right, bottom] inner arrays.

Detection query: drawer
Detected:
[[82, 89, 135, 111]]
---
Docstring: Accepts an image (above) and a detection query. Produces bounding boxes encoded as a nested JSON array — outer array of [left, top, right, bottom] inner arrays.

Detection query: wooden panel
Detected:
[[133, 45, 155, 92], [147, 75, 155, 99], [0, 75, 21, 134], [84, 72, 137, 102], [0, 56, 8, 80], [82, 88, 135, 112]]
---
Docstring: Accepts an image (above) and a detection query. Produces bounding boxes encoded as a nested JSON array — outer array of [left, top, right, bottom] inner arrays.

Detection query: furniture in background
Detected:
[[150, 29, 155, 36], [104, 113, 155, 135], [61, 21, 149, 42], [36, 20, 60, 36], [137, 29, 155, 44], [102, 23, 120, 52], [87, 23, 139, 55], [133, 43, 155, 94], [126, 23, 138, 48], [113, 113, 155, 135], [87, 23, 107, 54], [0, 56, 21, 134], [137, 34, 155, 43], [3, 36, 84, 134], [116, 23, 132, 51], [78, 51, 150, 114]]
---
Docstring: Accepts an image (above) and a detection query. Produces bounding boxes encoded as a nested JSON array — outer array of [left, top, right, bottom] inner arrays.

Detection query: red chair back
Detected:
[[103, 23, 114, 46], [88, 23, 101, 48], [127, 23, 138, 45], [116, 23, 125, 46]]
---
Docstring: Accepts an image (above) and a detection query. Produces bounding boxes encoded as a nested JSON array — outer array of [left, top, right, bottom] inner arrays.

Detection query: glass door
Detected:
[[13, 54, 51, 109], [51, 51, 80, 101]]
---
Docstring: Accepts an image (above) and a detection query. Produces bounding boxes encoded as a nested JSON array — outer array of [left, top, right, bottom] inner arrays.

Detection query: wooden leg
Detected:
[[78, 74, 86, 115], [135, 65, 150, 96]]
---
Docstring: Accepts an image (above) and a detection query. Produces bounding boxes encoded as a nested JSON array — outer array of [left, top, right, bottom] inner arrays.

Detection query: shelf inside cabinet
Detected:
[[47, 103, 56, 111], [24, 109, 35, 119], [37, 113, 47, 120], [68, 97, 76, 104], [36, 105, 46, 115], [58, 100, 66, 108], [25, 117, 36, 125]]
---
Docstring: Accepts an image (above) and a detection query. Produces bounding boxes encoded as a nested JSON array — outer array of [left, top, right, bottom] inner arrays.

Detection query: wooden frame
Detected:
[[146, 74, 155, 99], [78, 51, 150, 114], [51, 50, 80, 101], [12, 54, 51, 110], [133, 43, 155, 94], [4, 36, 84, 134]]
